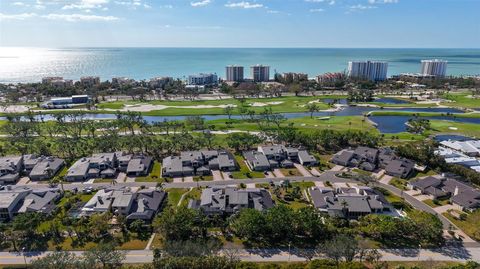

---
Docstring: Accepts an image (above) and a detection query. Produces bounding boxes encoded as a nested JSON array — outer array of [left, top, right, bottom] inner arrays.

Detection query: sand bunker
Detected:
[[249, 101, 284, 107], [116, 103, 237, 112]]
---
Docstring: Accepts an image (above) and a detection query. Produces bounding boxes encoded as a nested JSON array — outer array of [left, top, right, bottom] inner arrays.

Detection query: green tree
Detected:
[[152, 206, 206, 241], [31, 251, 81, 269], [83, 242, 126, 269]]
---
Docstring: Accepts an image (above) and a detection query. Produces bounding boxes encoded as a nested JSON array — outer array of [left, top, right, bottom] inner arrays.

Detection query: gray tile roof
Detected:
[[29, 157, 64, 179]]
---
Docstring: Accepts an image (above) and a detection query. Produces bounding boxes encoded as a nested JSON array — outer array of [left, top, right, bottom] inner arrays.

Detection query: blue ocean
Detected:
[[1, 47, 479, 83]]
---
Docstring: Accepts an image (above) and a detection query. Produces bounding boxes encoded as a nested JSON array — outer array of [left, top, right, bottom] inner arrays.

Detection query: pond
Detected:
[[369, 116, 480, 133]]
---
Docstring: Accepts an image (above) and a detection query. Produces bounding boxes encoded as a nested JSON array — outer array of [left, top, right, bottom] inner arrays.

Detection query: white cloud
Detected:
[[41, 13, 119, 21], [328, 1, 335, 5], [114, 0, 150, 9], [12, 2, 28, 6], [349, 4, 377, 10], [309, 8, 324, 12], [0, 12, 37, 20], [62, 0, 110, 10], [369, 0, 398, 3], [191, 0, 211, 7], [225, 1, 263, 9]]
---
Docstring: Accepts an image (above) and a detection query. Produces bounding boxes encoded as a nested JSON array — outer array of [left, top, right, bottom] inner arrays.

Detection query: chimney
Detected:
[[454, 186, 459, 196]]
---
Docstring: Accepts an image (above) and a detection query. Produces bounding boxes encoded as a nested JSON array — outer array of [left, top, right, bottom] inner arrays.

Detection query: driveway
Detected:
[[414, 194, 432, 201], [310, 168, 322, 177], [293, 163, 312, 177], [173, 177, 183, 183], [116, 172, 126, 183], [222, 172, 233, 180], [246, 183, 256, 188], [330, 165, 345, 172], [184, 176, 194, 183], [433, 204, 457, 214], [373, 169, 385, 180], [380, 174, 393, 184], [16, 177, 30, 185], [211, 170, 223, 181], [273, 169, 285, 178], [265, 171, 275, 178], [314, 181, 325, 188]]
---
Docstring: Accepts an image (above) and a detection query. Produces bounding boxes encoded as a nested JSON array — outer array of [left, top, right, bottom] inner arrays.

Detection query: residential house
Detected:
[[162, 150, 237, 178], [24, 155, 65, 181], [331, 147, 415, 178], [81, 187, 166, 220], [409, 176, 480, 211], [309, 185, 392, 219], [0, 156, 24, 185], [188, 187, 274, 215], [244, 145, 316, 171], [65, 152, 119, 181], [0, 187, 60, 221]]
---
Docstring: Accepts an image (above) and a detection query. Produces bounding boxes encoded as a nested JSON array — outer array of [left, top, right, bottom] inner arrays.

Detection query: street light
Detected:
[[288, 242, 291, 262], [21, 247, 27, 268]]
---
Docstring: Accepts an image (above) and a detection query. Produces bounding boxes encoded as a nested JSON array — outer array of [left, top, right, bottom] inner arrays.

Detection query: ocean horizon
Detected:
[[1, 47, 479, 83]]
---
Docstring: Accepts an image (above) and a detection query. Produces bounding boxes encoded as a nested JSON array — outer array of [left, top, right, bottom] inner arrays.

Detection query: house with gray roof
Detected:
[[162, 150, 237, 177], [309, 186, 392, 219], [80, 187, 166, 220], [409, 176, 480, 211], [243, 145, 316, 171], [127, 189, 166, 222], [126, 156, 153, 176], [188, 187, 274, 215], [331, 147, 415, 178], [0, 186, 60, 221], [0, 156, 23, 185], [23, 155, 65, 181], [65, 152, 120, 181]]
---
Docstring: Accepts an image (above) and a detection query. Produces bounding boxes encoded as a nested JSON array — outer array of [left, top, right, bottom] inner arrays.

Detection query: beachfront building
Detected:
[[225, 65, 244, 82], [347, 61, 388, 81], [0, 156, 24, 185], [0, 186, 61, 221], [42, 77, 73, 89], [280, 72, 308, 83], [315, 72, 345, 84], [80, 76, 100, 87], [309, 185, 393, 219], [40, 95, 91, 109], [188, 187, 274, 216], [112, 77, 135, 87], [23, 155, 65, 181], [187, 73, 218, 86], [421, 59, 447, 77], [162, 150, 237, 178], [149, 77, 173, 89], [250, 65, 270, 82], [42, 77, 63, 84]]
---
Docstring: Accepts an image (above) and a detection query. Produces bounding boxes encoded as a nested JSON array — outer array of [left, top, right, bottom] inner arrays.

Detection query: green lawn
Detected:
[[428, 120, 480, 138], [389, 177, 409, 190], [280, 168, 302, 177], [193, 175, 213, 181], [441, 93, 480, 109], [97, 96, 332, 116], [136, 161, 167, 182], [180, 188, 203, 207], [424, 199, 450, 208], [443, 209, 480, 241], [231, 155, 265, 179], [166, 188, 189, 207]]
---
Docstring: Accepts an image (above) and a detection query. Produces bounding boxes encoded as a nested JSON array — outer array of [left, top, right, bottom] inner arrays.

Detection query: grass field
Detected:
[[441, 93, 480, 109], [232, 155, 265, 179], [97, 96, 332, 116], [428, 120, 480, 138], [424, 199, 450, 208], [136, 161, 167, 182], [444, 209, 480, 241], [166, 188, 189, 207]]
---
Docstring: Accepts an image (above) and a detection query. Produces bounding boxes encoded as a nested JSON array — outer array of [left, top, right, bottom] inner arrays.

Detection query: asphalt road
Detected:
[[1, 246, 480, 265]]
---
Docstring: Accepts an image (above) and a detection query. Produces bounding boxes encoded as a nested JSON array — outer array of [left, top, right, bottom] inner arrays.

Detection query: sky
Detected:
[[0, 0, 479, 48]]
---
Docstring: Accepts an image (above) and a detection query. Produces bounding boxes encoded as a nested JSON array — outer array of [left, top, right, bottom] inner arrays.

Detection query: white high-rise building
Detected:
[[421, 59, 447, 77], [250, 65, 270, 82], [347, 61, 388, 81], [225, 65, 244, 82]]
